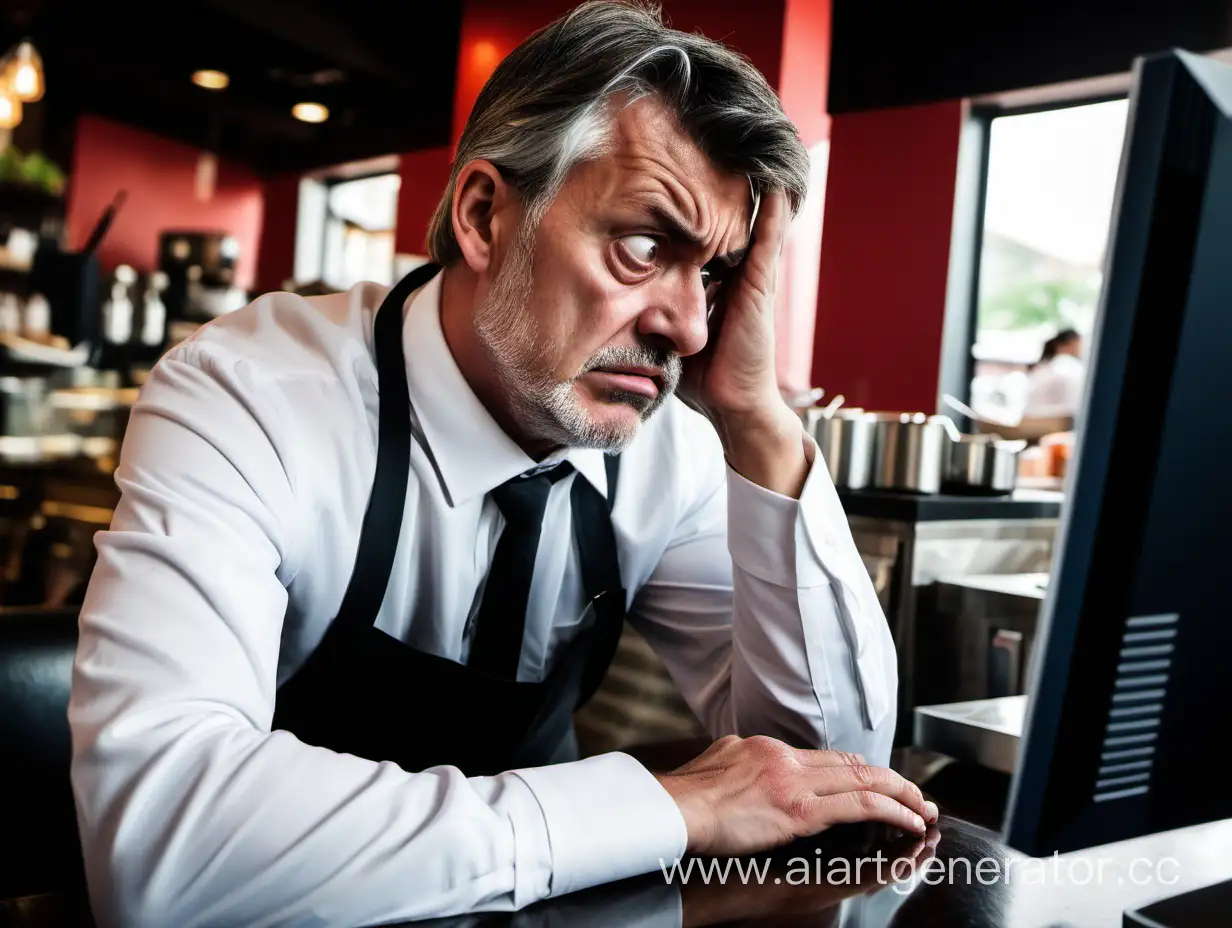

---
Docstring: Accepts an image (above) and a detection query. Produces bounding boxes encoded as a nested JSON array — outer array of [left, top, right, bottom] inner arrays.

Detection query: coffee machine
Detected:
[[157, 231, 247, 329]]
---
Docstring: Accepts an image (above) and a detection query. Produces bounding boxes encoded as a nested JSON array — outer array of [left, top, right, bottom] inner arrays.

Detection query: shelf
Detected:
[[0, 181, 65, 230]]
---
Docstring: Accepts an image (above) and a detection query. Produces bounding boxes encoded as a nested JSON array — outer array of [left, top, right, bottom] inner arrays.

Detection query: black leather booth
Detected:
[[0, 607, 89, 912]]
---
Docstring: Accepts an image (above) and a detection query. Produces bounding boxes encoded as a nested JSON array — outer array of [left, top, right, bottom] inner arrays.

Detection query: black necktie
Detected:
[[468, 462, 574, 679]]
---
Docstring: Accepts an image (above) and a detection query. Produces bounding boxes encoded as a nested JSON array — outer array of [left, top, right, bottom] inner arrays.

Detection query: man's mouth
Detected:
[[585, 365, 664, 400]]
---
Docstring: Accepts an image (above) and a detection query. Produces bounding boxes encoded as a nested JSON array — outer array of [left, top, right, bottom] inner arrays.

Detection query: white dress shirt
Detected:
[[68, 269, 897, 928], [1023, 353, 1085, 419]]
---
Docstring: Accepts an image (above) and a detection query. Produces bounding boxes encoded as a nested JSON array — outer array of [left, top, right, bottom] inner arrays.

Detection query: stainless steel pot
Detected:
[[809, 407, 875, 489], [868, 412, 952, 494], [944, 434, 1027, 495]]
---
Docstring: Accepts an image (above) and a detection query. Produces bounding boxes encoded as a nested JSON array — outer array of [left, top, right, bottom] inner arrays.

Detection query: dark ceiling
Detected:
[[830, 0, 1232, 114], [15, 0, 1231, 175], [1, 0, 463, 175]]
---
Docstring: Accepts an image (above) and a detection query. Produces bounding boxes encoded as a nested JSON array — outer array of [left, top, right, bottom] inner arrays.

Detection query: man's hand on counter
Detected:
[[652, 735, 938, 857]]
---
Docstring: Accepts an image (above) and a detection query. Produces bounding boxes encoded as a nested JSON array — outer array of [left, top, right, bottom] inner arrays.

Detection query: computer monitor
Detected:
[[1004, 46, 1232, 862]]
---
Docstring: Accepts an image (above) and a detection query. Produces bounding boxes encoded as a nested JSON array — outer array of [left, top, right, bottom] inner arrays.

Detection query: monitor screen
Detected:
[[1004, 48, 1232, 856]]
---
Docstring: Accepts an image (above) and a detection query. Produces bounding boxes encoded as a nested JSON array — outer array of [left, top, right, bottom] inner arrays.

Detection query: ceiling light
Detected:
[[192, 69, 230, 90], [3, 41, 44, 103], [0, 87, 22, 130], [291, 102, 329, 123]]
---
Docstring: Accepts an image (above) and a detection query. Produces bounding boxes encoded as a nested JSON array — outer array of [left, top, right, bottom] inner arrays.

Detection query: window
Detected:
[[293, 169, 401, 292], [322, 173, 401, 290], [969, 99, 1129, 423]]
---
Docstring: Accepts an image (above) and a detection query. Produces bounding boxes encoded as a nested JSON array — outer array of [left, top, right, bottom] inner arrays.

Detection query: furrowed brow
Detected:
[[645, 203, 748, 266]]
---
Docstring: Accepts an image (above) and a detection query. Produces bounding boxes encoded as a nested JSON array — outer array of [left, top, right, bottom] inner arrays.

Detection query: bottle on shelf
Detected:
[[22, 292, 51, 343], [140, 272, 167, 345], [101, 265, 136, 346], [93, 265, 137, 374], [0, 292, 21, 334]]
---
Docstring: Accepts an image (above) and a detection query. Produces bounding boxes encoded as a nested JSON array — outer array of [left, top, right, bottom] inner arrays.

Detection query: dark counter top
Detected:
[[401, 739, 1232, 928], [837, 486, 1064, 523], [12, 735, 1229, 928], [405, 813, 1232, 927]]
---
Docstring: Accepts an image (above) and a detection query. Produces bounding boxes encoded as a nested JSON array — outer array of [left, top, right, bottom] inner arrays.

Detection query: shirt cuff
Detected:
[[511, 752, 688, 899], [499, 771, 556, 909]]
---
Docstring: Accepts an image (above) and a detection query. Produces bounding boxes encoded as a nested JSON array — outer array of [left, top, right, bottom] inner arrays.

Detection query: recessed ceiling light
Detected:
[[192, 70, 230, 90], [292, 102, 329, 123]]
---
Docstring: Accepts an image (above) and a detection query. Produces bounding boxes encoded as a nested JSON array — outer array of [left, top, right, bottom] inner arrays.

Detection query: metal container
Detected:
[[944, 434, 1027, 495], [0, 376, 49, 436], [868, 412, 951, 494], [809, 408, 875, 489], [912, 695, 1027, 775]]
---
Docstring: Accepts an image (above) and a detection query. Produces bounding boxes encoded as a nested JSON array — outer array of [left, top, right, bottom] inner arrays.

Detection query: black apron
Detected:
[[272, 263, 626, 776]]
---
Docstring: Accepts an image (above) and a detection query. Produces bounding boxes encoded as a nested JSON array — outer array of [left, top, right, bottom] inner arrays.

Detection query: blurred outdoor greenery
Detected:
[[0, 146, 66, 196]]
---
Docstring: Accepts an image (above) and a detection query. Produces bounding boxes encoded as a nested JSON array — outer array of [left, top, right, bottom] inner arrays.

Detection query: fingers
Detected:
[[751, 186, 790, 259], [805, 788, 929, 836], [737, 187, 789, 305], [812, 763, 935, 824], [732, 738, 936, 825], [796, 749, 866, 768]]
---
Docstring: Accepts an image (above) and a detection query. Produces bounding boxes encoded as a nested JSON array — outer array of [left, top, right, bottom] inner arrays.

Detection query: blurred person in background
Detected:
[[1022, 328, 1085, 421]]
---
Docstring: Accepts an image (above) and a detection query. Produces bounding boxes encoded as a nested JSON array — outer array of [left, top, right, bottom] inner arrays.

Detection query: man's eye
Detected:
[[701, 265, 726, 302], [618, 234, 659, 267]]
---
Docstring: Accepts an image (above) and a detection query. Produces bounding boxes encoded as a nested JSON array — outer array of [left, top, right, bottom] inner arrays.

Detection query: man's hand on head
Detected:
[[653, 734, 939, 859], [677, 188, 811, 498]]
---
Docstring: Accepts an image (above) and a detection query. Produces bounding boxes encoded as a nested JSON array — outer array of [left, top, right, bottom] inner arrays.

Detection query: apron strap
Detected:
[[327, 262, 441, 641], [572, 455, 626, 706], [573, 455, 622, 610]]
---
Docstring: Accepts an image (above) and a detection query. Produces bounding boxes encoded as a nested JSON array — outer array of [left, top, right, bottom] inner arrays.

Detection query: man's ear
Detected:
[[452, 159, 516, 274]]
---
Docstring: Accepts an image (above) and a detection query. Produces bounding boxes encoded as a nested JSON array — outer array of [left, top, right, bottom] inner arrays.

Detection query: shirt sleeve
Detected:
[[68, 348, 677, 928], [628, 429, 898, 766]]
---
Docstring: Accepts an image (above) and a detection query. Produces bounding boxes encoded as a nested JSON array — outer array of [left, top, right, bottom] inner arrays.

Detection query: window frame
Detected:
[[941, 92, 1129, 428]]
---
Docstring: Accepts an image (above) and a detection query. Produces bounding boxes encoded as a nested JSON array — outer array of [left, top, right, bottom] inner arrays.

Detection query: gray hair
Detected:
[[426, 0, 809, 264]]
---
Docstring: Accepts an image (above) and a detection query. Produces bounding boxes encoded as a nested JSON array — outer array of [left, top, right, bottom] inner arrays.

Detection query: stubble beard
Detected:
[[472, 224, 681, 453]]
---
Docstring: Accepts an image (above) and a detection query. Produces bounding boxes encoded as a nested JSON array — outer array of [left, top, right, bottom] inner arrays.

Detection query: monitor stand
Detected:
[[1124, 877, 1232, 927]]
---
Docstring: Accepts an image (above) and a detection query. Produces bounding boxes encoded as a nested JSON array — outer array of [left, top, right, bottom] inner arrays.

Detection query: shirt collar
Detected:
[[400, 268, 609, 506]]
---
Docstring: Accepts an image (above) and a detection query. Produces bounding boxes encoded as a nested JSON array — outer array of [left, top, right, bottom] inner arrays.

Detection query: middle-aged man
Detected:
[[69, 3, 935, 926]]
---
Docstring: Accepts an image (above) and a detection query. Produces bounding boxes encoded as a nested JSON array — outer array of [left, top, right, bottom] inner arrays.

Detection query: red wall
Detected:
[[812, 101, 964, 412], [66, 115, 264, 291], [450, 0, 791, 147], [255, 175, 300, 294], [394, 146, 454, 257], [778, 0, 831, 149], [451, 0, 573, 147]]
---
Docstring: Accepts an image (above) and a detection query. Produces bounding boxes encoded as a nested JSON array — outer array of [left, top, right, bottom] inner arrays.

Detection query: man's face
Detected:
[[473, 96, 752, 452]]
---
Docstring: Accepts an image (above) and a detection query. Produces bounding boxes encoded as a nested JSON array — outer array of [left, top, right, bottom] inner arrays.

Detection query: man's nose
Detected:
[[634, 268, 709, 357]]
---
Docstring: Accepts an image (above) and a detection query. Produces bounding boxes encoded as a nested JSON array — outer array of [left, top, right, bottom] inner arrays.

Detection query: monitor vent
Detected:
[[1093, 613, 1178, 803]]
